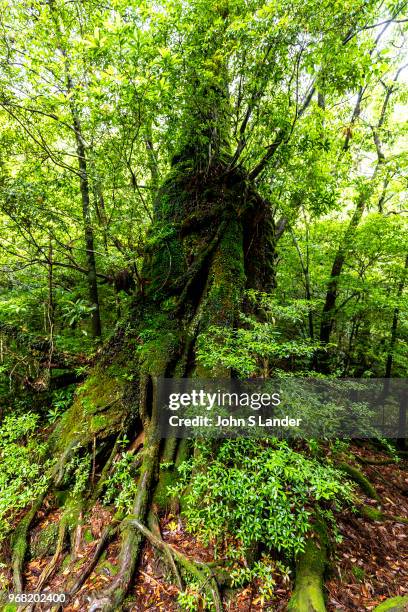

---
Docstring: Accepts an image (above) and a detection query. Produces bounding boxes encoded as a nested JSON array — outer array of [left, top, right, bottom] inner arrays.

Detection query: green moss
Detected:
[[338, 462, 380, 501], [360, 505, 384, 521], [373, 596, 408, 611], [83, 528, 94, 544], [51, 364, 130, 453], [351, 565, 365, 582], [202, 219, 245, 328], [96, 559, 119, 577], [138, 323, 180, 376], [29, 522, 62, 559], [287, 519, 328, 612], [152, 469, 178, 510], [54, 489, 70, 507]]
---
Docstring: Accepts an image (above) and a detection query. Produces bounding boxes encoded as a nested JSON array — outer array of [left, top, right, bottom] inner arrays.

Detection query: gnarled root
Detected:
[[128, 517, 223, 611], [88, 435, 160, 611], [36, 520, 67, 591], [127, 517, 183, 590], [287, 520, 327, 612], [68, 517, 122, 597]]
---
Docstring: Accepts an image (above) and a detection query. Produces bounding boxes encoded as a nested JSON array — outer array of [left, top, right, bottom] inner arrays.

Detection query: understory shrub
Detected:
[[0, 413, 51, 541], [174, 439, 353, 557]]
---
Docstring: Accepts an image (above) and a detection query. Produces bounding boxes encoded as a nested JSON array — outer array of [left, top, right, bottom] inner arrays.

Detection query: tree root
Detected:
[[11, 491, 47, 593], [36, 520, 67, 591], [88, 432, 160, 611], [287, 519, 328, 612], [128, 517, 223, 611], [337, 461, 380, 501], [373, 595, 408, 611], [359, 505, 408, 525], [68, 515, 122, 597], [127, 517, 183, 590], [354, 455, 398, 466]]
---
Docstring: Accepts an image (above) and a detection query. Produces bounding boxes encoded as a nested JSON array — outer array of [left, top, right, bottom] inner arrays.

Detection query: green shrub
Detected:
[[174, 439, 353, 557], [103, 451, 139, 512], [0, 413, 51, 541]]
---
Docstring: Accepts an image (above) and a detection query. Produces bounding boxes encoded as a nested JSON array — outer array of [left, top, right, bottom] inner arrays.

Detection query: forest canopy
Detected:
[[0, 0, 407, 610]]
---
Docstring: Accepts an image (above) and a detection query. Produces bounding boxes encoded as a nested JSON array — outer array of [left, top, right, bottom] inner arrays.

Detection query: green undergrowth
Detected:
[[173, 439, 354, 579], [0, 413, 52, 543]]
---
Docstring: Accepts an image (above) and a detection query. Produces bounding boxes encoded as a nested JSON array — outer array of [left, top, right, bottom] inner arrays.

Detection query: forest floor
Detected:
[[2, 444, 407, 611]]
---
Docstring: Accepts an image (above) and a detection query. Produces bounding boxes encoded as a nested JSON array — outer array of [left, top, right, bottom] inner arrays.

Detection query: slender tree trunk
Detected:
[[385, 253, 408, 378], [317, 73, 400, 370], [71, 117, 102, 338], [48, 0, 102, 338], [319, 192, 366, 347], [290, 224, 314, 340]]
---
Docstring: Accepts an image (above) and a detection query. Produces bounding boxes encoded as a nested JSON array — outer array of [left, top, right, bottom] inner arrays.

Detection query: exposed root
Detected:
[[36, 520, 67, 591], [359, 505, 408, 525], [128, 517, 223, 611], [11, 432, 108, 594], [287, 520, 328, 612], [337, 461, 380, 501], [11, 491, 47, 592], [127, 517, 183, 590], [354, 455, 398, 466], [88, 431, 160, 611], [68, 516, 122, 597]]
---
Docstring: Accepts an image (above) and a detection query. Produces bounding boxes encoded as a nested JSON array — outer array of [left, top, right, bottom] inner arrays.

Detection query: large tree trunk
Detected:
[[87, 158, 275, 610], [16, 154, 276, 611]]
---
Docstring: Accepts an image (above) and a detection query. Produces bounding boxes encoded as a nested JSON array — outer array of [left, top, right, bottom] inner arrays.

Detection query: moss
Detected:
[[202, 218, 245, 327], [351, 565, 365, 582], [360, 505, 384, 521], [138, 323, 181, 376], [51, 364, 130, 453], [338, 462, 380, 501], [287, 519, 328, 612], [29, 522, 65, 559], [96, 559, 119, 577], [373, 596, 408, 611], [83, 528, 94, 544], [152, 469, 178, 511], [54, 489, 70, 507]]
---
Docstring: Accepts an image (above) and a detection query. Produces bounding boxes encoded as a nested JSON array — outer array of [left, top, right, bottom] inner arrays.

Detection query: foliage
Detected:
[[0, 413, 51, 541], [47, 387, 75, 423], [174, 439, 354, 557], [197, 292, 322, 376], [103, 451, 139, 512], [230, 557, 291, 605]]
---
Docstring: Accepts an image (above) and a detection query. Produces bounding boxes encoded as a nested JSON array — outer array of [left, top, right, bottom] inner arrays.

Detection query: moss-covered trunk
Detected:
[[10, 155, 277, 610]]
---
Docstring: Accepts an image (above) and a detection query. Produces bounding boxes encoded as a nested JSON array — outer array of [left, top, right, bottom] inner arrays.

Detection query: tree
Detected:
[[0, 0, 407, 610]]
